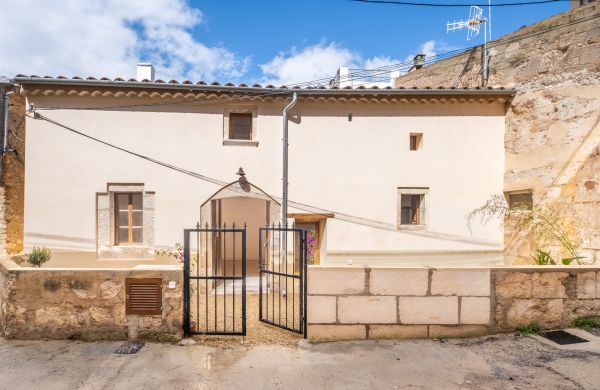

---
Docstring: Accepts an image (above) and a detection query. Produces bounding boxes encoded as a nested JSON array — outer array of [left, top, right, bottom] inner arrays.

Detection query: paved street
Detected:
[[1, 334, 599, 389]]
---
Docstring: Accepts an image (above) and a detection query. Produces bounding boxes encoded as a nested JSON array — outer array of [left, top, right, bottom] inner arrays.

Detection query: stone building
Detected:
[[395, 3, 600, 264]]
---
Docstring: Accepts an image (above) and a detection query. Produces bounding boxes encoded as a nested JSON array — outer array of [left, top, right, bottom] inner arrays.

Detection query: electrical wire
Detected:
[[30, 11, 600, 113], [352, 0, 570, 7], [27, 110, 503, 245]]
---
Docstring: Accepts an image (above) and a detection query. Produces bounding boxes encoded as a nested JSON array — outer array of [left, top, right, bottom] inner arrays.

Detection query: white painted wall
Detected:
[[23, 94, 506, 264]]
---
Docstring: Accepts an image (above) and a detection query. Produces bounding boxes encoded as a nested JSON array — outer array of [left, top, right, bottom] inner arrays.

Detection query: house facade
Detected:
[[16, 74, 513, 266]]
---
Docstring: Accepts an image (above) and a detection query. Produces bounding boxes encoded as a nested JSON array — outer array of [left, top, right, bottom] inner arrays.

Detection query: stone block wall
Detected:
[[0, 259, 183, 341], [308, 266, 492, 342], [307, 265, 600, 342], [394, 4, 600, 264]]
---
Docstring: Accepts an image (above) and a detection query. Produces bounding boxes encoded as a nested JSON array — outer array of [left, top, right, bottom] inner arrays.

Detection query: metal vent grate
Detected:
[[126, 278, 162, 315]]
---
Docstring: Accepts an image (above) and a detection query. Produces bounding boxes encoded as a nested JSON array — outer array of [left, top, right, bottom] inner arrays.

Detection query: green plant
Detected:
[[467, 195, 591, 265], [571, 316, 598, 331], [516, 322, 541, 336], [531, 249, 585, 266], [25, 246, 52, 267]]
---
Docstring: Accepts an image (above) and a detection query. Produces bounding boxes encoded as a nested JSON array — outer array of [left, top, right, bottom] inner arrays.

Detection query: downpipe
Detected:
[[281, 92, 298, 226]]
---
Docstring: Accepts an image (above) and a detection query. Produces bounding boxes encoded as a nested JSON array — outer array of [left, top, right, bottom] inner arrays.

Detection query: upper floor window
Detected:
[[229, 113, 253, 141], [115, 192, 143, 245], [410, 133, 423, 151]]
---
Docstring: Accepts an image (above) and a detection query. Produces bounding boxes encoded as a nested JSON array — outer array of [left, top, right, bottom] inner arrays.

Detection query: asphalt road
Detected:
[[1, 334, 599, 389]]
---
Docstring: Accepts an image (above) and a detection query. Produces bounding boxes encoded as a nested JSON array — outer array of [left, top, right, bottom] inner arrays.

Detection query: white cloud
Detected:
[[259, 42, 402, 87], [0, 0, 248, 81], [405, 39, 459, 62]]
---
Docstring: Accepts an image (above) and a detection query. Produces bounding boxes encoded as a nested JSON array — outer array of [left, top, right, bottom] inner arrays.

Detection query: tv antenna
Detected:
[[447, 1, 493, 84]]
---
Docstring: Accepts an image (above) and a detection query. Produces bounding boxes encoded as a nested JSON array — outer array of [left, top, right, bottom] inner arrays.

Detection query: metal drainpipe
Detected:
[[1, 88, 15, 178], [281, 92, 298, 226]]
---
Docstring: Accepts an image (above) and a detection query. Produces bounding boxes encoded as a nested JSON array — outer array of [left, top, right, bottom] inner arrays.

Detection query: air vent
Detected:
[[126, 278, 162, 315]]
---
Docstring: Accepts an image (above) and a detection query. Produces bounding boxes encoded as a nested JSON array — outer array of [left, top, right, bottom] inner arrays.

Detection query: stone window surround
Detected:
[[397, 187, 429, 231], [96, 183, 155, 259], [222, 105, 259, 147]]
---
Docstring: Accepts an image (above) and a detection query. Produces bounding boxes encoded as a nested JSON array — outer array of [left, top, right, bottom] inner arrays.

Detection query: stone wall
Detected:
[[394, 4, 600, 264], [307, 265, 600, 342], [0, 259, 183, 341], [0, 92, 25, 255]]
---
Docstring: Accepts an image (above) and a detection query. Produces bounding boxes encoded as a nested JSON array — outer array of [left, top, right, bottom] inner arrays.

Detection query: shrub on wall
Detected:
[[25, 246, 52, 267]]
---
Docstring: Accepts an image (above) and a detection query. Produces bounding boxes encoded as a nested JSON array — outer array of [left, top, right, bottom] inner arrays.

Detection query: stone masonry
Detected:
[[307, 265, 600, 342], [0, 258, 183, 341], [0, 92, 25, 255], [395, 4, 600, 264]]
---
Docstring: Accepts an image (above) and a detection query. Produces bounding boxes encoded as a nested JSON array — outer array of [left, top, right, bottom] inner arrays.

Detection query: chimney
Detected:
[[335, 67, 351, 89], [413, 54, 426, 70], [136, 63, 155, 82]]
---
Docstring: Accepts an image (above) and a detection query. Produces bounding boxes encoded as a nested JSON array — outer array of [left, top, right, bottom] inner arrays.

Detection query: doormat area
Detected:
[[541, 330, 589, 345], [115, 340, 146, 354]]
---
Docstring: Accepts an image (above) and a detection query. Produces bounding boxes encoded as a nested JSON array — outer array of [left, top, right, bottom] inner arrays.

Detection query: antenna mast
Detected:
[[447, 3, 492, 85]]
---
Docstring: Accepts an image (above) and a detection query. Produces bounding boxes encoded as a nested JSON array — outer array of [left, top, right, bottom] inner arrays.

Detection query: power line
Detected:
[[29, 12, 600, 113], [352, 0, 569, 6], [27, 110, 501, 246]]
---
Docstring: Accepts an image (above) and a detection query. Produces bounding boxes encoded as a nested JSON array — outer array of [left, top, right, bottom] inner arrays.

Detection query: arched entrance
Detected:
[[184, 169, 307, 338], [199, 169, 280, 292]]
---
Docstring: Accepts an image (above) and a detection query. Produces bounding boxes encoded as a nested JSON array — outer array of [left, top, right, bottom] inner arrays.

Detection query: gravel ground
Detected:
[[192, 293, 302, 347]]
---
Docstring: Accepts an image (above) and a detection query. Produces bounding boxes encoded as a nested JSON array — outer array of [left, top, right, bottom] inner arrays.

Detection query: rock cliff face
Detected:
[[395, 4, 600, 263]]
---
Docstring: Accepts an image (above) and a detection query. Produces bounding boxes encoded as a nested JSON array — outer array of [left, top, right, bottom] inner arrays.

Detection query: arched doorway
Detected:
[[199, 169, 280, 292]]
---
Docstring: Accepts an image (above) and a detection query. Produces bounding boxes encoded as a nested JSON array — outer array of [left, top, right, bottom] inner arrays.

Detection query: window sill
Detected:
[[397, 224, 427, 231], [223, 140, 259, 147]]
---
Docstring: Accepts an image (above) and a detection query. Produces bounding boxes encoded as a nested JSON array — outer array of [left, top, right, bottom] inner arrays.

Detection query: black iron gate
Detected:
[[183, 224, 246, 336], [259, 225, 307, 336]]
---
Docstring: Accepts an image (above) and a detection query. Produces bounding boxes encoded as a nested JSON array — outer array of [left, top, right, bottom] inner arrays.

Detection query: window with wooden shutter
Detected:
[[126, 278, 162, 315], [228, 113, 253, 140], [400, 194, 423, 225], [115, 192, 143, 245]]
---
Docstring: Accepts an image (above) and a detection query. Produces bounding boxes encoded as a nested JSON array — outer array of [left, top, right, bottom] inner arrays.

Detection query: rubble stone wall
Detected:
[[0, 92, 26, 255], [307, 266, 600, 342], [394, 4, 600, 264], [0, 259, 183, 341]]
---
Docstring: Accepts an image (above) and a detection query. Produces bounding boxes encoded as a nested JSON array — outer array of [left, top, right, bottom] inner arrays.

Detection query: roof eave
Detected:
[[13, 76, 516, 98]]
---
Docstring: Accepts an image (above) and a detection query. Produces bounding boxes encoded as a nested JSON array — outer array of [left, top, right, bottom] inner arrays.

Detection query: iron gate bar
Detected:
[[183, 224, 246, 337], [258, 225, 307, 336]]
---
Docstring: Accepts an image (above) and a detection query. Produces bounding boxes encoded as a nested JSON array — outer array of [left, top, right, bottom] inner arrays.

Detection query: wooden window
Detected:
[[115, 192, 143, 245], [508, 191, 533, 210], [125, 278, 162, 315], [228, 113, 252, 140], [400, 194, 423, 225], [410, 133, 422, 151]]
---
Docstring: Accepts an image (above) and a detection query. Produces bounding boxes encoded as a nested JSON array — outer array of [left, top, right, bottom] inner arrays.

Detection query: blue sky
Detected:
[[2, 0, 569, 85], [194, 0, 568, 80]]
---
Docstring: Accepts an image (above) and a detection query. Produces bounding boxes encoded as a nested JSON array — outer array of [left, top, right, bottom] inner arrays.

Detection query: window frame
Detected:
[[397, 187, 429, 230], [409, 133, 423, 151], [114, 192, 144, 245], [228, 112, 253, 141], [222, 105, 259, 146], [506, 190, 533, 211]]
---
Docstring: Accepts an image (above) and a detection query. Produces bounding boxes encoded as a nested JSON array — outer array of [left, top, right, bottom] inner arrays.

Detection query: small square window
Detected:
[[229, 113, 252, 140], [410, 133, 422, 151], [397, 187, 429, 229], [400, 194, 423, 225], [508, 191, 533, 210]]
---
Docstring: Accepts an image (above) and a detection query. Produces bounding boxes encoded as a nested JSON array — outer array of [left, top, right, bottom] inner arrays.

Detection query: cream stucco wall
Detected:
[[23, 95, 506, 265]]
